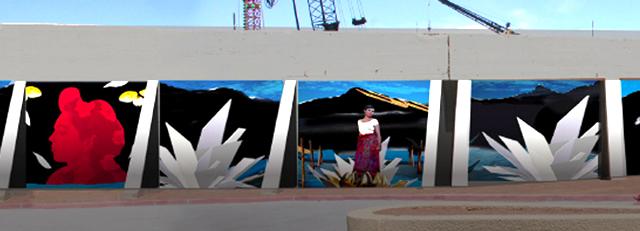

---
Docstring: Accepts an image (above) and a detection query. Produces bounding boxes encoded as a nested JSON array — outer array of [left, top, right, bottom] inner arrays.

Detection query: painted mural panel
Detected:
[[25, 81, 156, 188], [621, 79, 640, 176], [159, 81, 294, 188], [298, 81, 430, 188], [468, 80, 602, 183]]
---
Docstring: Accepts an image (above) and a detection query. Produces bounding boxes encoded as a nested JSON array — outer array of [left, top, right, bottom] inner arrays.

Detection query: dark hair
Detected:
[[363, 105, 374, 110]]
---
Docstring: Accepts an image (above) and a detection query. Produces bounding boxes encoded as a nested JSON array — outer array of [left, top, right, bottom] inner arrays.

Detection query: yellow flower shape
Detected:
[[139, 89, 146, 97], [119, 91, 139, 103], [25, 86, 42, 99]]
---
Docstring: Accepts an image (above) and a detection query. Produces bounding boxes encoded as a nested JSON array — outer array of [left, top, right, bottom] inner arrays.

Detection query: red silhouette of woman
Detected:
[[47, 87, 126, 185]]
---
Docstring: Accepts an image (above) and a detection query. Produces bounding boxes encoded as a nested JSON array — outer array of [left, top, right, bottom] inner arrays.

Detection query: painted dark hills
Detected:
[[159, 83, 279, 164], [471, 82, 601, 152], [299, 87, 428, 152]]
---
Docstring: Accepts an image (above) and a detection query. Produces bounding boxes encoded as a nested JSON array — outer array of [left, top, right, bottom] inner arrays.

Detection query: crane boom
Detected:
[[438, 0, 517, 35]]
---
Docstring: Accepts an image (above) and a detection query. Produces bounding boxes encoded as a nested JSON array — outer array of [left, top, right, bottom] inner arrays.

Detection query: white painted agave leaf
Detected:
[[551, 152, 589, 180], [378, 137, 390, 168], [380, 158, 402, 183], [25, 111, 30, 126], [320, 168, 341, 180], [572, 155, 599, 180], [500, 176, 525, 181], [240, 173, 265, 183], [482, 133, 522, 173], [164, 123, 199, 187], [225, 156, 264, 181], [32, 152, 51, 169], [334, 154, 353, 177], [484, 166, 523, 177], [498, 136, 538, 180], [195, 100, 231, 159], [159, 146, 192, 188], [195, 141, 242, 187], [223, 128, 246, 145], [580, 123, 599, 139], [550, 96, 589, 148], [103, 81, 128, 88], [516, 118, 556, 181]]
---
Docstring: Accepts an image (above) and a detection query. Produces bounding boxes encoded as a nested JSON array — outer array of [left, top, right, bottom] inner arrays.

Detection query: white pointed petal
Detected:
[[320, 168, 341, 180], [381, 158, 402, 182], [159, 146, 195, 188], [158, 156, 184, 188], [572, 135, 599, 160], [552, 139, 577, 164], [379, 137, 390, 168], [225, 156, 264, 181], [550, 96, 589, 147], [196, 100, 232, 158], [196, 141, 242, 172], [572, 156, 599, 180], [223, 128, 246, 144], [551, 152, 589, 180], [103, 81, 128, 88], [306, 165, 328, 182], [482, 133, 519, 169], [500, 176, 526, 181], [208, 176, 225, 188], [580, 123, 600, 139], [165, 123, 199, 187], [334, 154, 354, 177], [32, 152, 51, 169], [240, 173, 265, 183], [498, 136, 538, 180], [516, 118, 556, 181], [195, 141, 243, 187], [484, 166, 525, 177], [25, 111, 30, 126]]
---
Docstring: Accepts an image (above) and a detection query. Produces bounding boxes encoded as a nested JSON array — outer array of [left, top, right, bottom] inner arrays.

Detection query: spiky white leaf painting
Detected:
[[159, 100, 264, 188], [482, 96, 600, 181], [307, 137, 417, 187], [104, 81, 128, 88]]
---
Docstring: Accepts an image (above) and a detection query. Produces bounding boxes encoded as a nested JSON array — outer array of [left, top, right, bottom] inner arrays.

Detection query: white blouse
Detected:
[[357, 119, 379, 135]]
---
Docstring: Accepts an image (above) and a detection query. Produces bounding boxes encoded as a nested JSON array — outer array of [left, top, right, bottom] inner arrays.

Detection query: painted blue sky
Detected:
[[298, 81, 430, 104], [162, 80, 283, 101], [472, 80, 597, 100], [621, 80, 640, 97], [0, 1, 638, 30], [0, 81, 11, 88]]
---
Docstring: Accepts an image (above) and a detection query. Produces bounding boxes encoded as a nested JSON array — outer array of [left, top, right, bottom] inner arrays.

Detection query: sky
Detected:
[[298, 80, 430, 104], [472, 80, 597, 100], [0, 0, 638, 30], [162, 80, 283, 101]]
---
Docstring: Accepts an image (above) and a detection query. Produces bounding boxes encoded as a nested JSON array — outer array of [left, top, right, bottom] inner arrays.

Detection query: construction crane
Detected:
[[438, 0, 518, 35], [243, 0, 365, 31], [306, 0, 340, 31]]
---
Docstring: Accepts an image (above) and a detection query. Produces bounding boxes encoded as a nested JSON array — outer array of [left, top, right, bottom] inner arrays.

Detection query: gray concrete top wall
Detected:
[[0, 25, 638, 81]]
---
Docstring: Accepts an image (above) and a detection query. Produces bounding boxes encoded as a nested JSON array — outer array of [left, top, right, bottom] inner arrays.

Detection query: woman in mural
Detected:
[[47, 87, 126, 185], [353, 105, 382, 184]]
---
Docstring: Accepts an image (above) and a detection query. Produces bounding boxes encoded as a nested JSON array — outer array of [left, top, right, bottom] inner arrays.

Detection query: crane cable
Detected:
[[336, 0, 347, 25], [355, 0, 365, 18]]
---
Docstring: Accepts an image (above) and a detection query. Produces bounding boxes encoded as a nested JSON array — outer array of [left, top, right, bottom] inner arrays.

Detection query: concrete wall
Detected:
[[1, 25, 638, 81]]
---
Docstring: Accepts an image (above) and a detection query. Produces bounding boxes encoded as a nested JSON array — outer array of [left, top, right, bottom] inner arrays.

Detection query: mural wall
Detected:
[[468, 80, 602, 183], [25, 82, 156, 188], [0, 79, 630, 189], [298, 81, 430, 188], [158, 81, 293, 188]]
